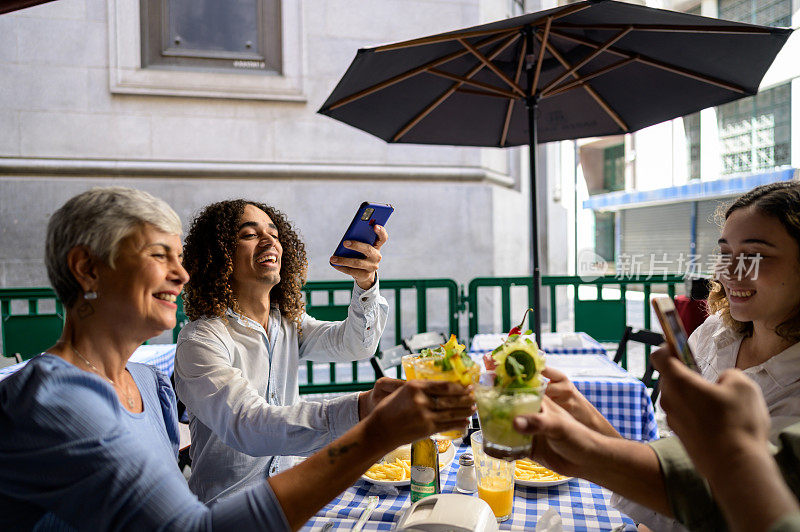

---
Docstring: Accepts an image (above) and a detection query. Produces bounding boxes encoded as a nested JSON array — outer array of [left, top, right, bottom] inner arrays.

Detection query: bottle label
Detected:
[[410, 466, 437, 502]]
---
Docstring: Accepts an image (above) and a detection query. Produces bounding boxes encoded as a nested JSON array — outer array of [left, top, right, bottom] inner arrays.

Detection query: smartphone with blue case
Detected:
[[333, 202, 393, 259]]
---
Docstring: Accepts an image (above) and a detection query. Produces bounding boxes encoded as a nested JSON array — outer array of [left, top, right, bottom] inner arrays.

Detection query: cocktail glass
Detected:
[[474, 373, 545, 460], [470, 430, 514, 522], [401, 354, 421, 380], [411, 355, 480, 440]]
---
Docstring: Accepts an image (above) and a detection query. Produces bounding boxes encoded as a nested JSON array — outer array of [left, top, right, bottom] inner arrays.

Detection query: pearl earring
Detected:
[[83, 291, 98, 300]]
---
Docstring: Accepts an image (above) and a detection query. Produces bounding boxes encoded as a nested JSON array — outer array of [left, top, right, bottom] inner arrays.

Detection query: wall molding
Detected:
[[0, 157, 515, 186]]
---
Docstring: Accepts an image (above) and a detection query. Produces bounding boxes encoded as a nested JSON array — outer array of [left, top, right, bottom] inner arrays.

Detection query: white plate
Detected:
[[514, 475, 573, 487], [361, 443, 456, 486]]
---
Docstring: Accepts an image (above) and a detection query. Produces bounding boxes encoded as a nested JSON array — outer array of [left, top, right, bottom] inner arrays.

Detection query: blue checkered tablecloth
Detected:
[[469, 332, 607, 357], [572, 375, 658, 442], [543, 354, 657, 442], [303, 442, 636, 531], [128, 344, 177, 376], [0, 343, 177, 382]]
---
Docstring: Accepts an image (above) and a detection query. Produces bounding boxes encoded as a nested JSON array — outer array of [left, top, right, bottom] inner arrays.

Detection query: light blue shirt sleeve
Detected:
[[298, 279, 389, 362], [176, 329, 360, 456], [0, 356, 290, 531]]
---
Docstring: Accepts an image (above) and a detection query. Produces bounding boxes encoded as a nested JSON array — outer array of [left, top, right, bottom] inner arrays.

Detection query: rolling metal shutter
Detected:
[[620, 203, 692, 273]]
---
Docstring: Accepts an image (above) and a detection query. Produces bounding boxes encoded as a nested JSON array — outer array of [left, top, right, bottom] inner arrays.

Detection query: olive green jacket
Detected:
[[649, 422, 800, 531]]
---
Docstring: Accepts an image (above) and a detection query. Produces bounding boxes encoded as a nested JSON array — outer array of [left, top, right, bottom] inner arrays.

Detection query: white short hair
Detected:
[[45, 187, 182, 307]]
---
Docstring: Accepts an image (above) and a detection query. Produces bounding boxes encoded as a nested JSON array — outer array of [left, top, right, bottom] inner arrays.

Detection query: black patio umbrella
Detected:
[[318, 0, 792, 342], [0, 0, 57, 14]]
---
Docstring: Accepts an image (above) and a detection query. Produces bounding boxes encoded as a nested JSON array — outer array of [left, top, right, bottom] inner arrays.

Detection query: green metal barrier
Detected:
[[173, 296, 189, 343], [300, 278, 462, 394], [1, 288, 64, 360], [0, 276, 682, 388], [467, 274, 684, 367]]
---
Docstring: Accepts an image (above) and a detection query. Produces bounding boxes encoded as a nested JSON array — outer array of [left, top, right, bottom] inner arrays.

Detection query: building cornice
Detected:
[[0, 157, 514, 186]]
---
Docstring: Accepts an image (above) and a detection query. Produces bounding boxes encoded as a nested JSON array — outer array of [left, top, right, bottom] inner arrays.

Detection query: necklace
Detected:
[[71, 345, 136, 409]]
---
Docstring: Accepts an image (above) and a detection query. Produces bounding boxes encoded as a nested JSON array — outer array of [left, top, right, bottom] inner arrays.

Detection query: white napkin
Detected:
[[535, 507, 563, 531], [560, 333, 584, 348]]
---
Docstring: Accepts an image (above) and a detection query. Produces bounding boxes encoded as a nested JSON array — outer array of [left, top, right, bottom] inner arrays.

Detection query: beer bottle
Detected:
[[410, 436, 440, 502]]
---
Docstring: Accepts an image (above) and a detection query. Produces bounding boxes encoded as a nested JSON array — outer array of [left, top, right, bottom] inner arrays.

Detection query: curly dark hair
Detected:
[[708, 181, 800, 342], [182, 200, 308, 327]]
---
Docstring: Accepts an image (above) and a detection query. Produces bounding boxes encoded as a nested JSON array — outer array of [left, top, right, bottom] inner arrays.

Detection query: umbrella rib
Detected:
[[538, 33, 629, 132], [457, 38, 526, 97], [325, 31, 514, 111], [548, 29, 748, 94], [530, 17, 552, 98], [539, 27, 633, 96], [501, 38, 528, 147], [541, 56, 637, 99], [550, 23, 776, 35], [426, 69, 518, 99], [392, 33, 520, 142], [372, 2, 591, 53], [456, 87, 514, 99]]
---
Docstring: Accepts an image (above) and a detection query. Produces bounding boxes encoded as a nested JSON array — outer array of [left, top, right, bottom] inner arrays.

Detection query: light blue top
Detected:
[[0, 354, 289, 531]]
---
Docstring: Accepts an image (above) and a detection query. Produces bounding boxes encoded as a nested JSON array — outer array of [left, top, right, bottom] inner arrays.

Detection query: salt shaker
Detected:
[[455, 453, 477, 493]]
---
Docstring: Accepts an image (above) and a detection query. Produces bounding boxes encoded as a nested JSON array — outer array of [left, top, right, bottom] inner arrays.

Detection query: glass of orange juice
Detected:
[[470, 430, 514, 522]]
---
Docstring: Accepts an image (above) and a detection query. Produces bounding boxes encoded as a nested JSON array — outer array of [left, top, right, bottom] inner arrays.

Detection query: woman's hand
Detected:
[[513, 396, 671, 515], [512, 396, 603, 477], [366, 380, 475, 449], [543, 367, 621, 438], [329, 225, 388, 290]]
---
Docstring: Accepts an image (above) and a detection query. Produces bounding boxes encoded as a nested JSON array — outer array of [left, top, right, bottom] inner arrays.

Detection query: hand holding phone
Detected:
[[330, 202, 393, 289], [332, 202, 393, 259], [652, 297, 700, 372]]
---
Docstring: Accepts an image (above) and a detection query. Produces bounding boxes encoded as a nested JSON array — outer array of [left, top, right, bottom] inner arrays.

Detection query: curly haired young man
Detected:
[[173, 200, 397, 503]]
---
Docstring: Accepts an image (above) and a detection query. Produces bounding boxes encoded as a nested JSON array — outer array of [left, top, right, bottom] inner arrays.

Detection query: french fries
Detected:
[[364, 458, 411, 481], [436, 438, 451, 453], [364, 453, 449, 482], [514, 458, 570, 482]]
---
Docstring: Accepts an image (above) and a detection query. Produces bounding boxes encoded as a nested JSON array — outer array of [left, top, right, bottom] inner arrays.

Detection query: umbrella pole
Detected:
[[524, 25, 543, 345]]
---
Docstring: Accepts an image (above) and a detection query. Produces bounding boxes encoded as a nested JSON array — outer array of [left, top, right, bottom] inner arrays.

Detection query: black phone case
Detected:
[[333, 202, 393, 259]]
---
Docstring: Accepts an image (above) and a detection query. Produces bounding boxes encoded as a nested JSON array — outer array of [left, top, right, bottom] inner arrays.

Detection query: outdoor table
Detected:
[[543, 354, 658, 442], [303, 440, 636, 531], [0, 343, 177, 382], [469, 332, 607, 356]]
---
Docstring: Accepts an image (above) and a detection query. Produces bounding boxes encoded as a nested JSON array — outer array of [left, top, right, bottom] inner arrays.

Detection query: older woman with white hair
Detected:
[[0, 187, 474, 530]]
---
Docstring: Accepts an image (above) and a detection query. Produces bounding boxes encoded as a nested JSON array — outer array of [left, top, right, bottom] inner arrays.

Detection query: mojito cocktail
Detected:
[[475, 335, 545, 460]]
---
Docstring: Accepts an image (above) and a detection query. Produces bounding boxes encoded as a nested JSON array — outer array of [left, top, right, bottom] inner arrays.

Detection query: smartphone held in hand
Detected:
[[652, 297, 701, 372], [333, 202, 393, 259]]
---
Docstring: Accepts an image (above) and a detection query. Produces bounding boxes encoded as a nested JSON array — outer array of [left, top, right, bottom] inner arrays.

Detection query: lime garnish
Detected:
[[505, 350, 536, 380], [491, 338, 544, 390]]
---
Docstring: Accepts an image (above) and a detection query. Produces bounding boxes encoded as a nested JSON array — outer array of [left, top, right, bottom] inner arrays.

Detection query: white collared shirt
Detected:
[[174, 280, 388, 503], [690, 313, 800, 432]]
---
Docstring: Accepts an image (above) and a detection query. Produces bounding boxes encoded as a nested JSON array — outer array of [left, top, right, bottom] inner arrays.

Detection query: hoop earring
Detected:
[[83, 291, 98, 300]]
